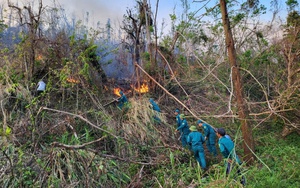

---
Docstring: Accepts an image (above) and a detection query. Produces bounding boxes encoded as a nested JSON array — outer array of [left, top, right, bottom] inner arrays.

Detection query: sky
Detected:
[[1, 0, 181, 29], [1, 0, 291, 32], [52, 0, 200, 31], [46, 0, 290, 24]]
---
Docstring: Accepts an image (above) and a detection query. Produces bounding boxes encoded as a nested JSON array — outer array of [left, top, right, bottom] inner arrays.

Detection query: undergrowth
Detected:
[[1, 64, 299, 187], [246, 131, 300, 188]]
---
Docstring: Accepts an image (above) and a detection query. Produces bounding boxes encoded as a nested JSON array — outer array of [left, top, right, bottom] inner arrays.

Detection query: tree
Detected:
[[121, 0, 154, 91], [220, 0, 255, 164], [274, 7, 300, 137], [8, 0, 44, 80]]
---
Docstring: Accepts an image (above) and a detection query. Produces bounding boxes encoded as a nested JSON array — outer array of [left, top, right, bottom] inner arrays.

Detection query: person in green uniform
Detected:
[[216, 128, 245, 186], [149, 98, 161, 123], [197, 120, 217, 157], [117, 91, 128, 110], [176, 114, 190, 148], [187, 126, 206, 169]]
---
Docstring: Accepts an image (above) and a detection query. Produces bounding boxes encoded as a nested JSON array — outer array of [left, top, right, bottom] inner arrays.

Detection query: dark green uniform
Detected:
[[218, 136, 245, 185], [187, 130, 206, 169], [177, 118, 190, 147], [203, 123, 217, 156]]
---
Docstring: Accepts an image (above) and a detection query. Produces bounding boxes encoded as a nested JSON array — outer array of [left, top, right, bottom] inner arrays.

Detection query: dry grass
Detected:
[[116, 97, 169, 143]]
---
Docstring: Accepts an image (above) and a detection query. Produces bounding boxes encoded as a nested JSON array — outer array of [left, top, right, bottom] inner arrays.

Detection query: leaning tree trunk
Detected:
[[220, 0, 255, 164]]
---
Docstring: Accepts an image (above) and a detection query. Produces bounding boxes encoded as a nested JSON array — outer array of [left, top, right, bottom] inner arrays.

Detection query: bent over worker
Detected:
[[149, 98, 161, 112], [117, 91, 128, 110], [176, 114, 190, 148], [187, 126, 206, 169], [216, 128, 246, 186], [149, 98, 161, 123], [197, 120, 217, 157]]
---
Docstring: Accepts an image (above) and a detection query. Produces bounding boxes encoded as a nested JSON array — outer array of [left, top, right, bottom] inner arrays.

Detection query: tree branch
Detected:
[[134, 63, 203, 121], [51, 136, 107, 149], [41, 107, 123, 140]]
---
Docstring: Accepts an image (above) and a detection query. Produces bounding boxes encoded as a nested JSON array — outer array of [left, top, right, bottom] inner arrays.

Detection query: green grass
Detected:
[[246, 132, 300, 188], [142, 129, 300, 188]]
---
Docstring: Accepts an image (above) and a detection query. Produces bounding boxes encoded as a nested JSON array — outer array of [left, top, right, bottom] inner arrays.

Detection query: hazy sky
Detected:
[[3, 0, 184, 32], [53, 0, 204, 30], [47, 0, 289, 23], [2, 0, 290, 31]]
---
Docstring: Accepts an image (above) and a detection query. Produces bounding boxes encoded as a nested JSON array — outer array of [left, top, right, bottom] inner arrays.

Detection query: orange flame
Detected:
[[66, 77, 80, 84], [113, 88, 121, 97], [133, 83, 149, 93], [36, 54, 43, 60]]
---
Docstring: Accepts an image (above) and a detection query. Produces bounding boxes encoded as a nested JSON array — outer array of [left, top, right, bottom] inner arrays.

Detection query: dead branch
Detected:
[[103, 98, 117, 107], [134, 63, 200, 119], [41, 107, 123, 140], [7, 1, 23, 24], [249, 108, 294, 116], [51, 136, 107, 149], [87, 148, 159, 165], [2, 150, 14, 178], [157, 49, 189, 97], [0, 99, 8, 134], [126, 165, 144, 188]]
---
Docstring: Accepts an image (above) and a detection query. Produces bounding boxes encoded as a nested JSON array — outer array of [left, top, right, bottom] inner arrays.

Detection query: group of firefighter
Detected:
[[36, 81, 245, 184], [174, 109, 245, 185], [116, 90, 245, 185], [35, 79, 245, 184]]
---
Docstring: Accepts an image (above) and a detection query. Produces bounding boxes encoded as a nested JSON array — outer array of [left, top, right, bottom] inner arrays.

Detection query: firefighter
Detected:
[[117, 91, 128, 110], [176, 114, 190, 148], [197, 120, 217, 157], [187, 125, 206, 169], [149, 98, 161, 123], [216, 128, 246, 186]]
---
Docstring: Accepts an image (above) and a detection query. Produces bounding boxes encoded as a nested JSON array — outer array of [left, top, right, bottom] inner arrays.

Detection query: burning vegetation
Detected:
[[113, 81, 150, 97], [66, 77, 80, 84], [132, 83, 149, 94], [113, 88, 121, 97]]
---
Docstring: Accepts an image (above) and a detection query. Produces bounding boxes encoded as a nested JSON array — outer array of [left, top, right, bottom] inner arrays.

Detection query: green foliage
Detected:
[[169, 14, 177, 21], [252, 4, 267, 16], [142, 51, 150, 62], [1, 1, 300, 188], [21, 166, 37, 186], [248, 131, 300, 187], [177, 54, 187, 64], [286, 0, 299, 11], [79, 62, 90, 80], [287, 10, 300, 27], [0, 126, 12, 136], [0, 20, 7, 35], [232, 13, 246, 25], [169, 150, 175, 170]]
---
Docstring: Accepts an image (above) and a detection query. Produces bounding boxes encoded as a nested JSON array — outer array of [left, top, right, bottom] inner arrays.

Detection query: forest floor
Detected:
[[1, 78, 300, 187]]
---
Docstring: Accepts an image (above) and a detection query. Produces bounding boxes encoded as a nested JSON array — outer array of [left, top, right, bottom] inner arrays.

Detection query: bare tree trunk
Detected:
[[220, 0, 255, 164], [8, 0, 43, 80], [143, 0, 151, 59]]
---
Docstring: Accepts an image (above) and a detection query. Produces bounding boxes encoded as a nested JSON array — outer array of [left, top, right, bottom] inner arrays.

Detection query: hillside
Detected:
[[1, 0, 300, 187]]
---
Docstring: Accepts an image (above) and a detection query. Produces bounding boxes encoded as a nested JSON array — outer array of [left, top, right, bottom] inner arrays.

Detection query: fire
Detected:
[[133, 83, 149, 93], [36, 54, 43, 60], [113, 88, 121, 97], [66, 77, 80, 84]]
